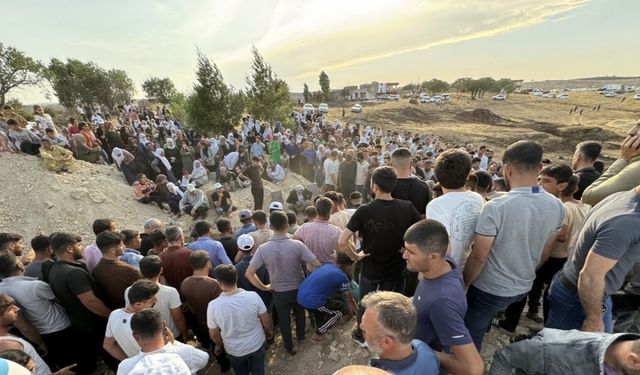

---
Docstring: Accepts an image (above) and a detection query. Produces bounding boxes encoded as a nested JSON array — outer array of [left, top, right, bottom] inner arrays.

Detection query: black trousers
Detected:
[[501, 257, 567, 330], [252, 184, 264, 210], [41, 327, 78, 370]]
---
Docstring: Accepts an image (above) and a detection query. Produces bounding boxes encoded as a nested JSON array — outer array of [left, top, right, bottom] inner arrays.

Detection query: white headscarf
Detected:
[[167, 182, 183, 197], [138, 133, 148, 145], [154, 148, 172, 171], [165, 138, 176, 149], [111, 147, 125, 167]]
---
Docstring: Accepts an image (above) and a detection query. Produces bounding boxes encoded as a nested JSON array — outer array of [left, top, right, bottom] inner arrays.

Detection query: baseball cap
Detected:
[[213, 182, 222, 189], [239, 209, 252, 220], [237, 234, 255, 252], [269, 201, 283, 210]]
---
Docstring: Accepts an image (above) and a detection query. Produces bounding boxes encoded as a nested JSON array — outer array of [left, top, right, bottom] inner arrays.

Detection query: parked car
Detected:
[[420, 97, 429, 103], [351, 104, 363, 113], [557, 94, 569, 99], [603, 91, 617, 97], [318, 103, 329, 113], [541, 93, 556, 98], [492, 94, 506, 100], [303, 103, 315, 114], [634, 93, 640, 100]]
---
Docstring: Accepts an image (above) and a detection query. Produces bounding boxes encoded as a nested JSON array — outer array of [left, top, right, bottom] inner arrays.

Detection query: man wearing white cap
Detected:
[[268, 201, 284, 213], [234, 235, 271, 307], [286, 185, 313, 213], [211, 183, 234, 218], [179, 183, 208, 220]]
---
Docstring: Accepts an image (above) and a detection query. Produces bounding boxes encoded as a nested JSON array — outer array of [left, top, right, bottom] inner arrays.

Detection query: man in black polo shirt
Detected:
[[47, 232, 112, 374], [571, 141, 602, 200], [339, 166, 422, 346], [240, 156, 264, 210]]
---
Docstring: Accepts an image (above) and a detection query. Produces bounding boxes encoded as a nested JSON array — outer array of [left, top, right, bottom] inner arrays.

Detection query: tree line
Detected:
[[0, 42, 294, 134], [402, 77, 518, 99]]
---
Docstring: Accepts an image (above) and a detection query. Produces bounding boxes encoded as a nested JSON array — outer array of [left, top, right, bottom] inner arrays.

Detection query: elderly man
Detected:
[[286, 185, 313, 213], [267, 160, 286, 183], [180, 183, 208, 220], [361, 291, 439, 375], [39, 138, 74, 172]]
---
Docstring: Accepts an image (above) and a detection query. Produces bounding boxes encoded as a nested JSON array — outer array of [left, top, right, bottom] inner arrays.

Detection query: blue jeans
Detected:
[[546, 272, 613, 332], [355, 274, 405, 332], [227, 342, 266, 375], [464, 285, 528, 350]]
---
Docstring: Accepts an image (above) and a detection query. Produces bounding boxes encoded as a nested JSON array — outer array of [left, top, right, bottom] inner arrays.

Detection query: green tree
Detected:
[[106, 69, 135, 108], [303, 83, 311, 103], [319, 71, 330, 101], [451, 78, 471, 95], [169, 92, 188, 122], [0, 43, 45, 106], [421, 79, 450, 95], [187, 49, 242, 133], [496, 78, 517, 97], [245, 47, 292, 124], [142, 77, 178, 104]]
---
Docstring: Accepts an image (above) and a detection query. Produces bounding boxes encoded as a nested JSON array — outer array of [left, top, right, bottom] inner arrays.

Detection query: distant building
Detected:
[[344, 81, 400, 99]]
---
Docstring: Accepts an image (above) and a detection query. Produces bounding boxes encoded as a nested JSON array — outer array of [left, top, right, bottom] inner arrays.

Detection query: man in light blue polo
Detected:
[[186, 221, 231, 277]]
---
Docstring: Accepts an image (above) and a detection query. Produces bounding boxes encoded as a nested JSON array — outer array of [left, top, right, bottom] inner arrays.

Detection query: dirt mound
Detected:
[[455, 109, 511, 124]]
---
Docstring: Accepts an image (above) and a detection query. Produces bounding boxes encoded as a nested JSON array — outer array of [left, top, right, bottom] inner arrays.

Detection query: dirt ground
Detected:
[[2, 91, 638, 374]]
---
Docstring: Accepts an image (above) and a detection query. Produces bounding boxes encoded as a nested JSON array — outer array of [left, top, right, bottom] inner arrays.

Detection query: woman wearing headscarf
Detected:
[[133, 174, 165, 209], [166, 182, 183, 216], [199, 139, 217, 171], [191, 160, 209, 187], [105, 121, 125, 151], [74, 133, 102, 163], [155, 174, 170, 201], [180, 140, 196, 173], [111, 147, 137, 185], [151, 148, 177, 182], [163, 138, 183, 177], [268, 134, 282, 164]]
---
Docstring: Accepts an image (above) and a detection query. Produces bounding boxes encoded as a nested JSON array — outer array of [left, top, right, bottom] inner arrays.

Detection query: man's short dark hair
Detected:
[[194, 221, 211, 237], [576, 141, 602, 162], [540, 163, 574, 184], [0, 349, 31, 368], [92, 219, 114, 236], [350, 191, 362, 201], [371, 166, 397, 193], [128, 280, 160, 304], [304, 206, 317, 220], [139, 255, 162, 278], [6, 119, 17, 126], [336, 252, 354, 267], [0, 233, 22, 252], [216, 219, 232, 234], [502, 140, 543, 173], [391, 147, 412, 165], [189, 250, 210, 270], [323, 191, 339, 203], [213, 264, 237, 286], [315, 197, 333, 218], [403, 219, 449, 257], [286, 211, 298, 226], [562, 174, 580, 197], [49, 232, 81, 255], [131, 308, 163, 340], [96, 231, 124, 254], [472, 171, 492, 192], [149, 230, 166, 246], [434, 150, 472, 189], [269, 211, 288, 231], [0, 252, 19, 278], [121, 230, 139, 246], [593, 160, 604, 174], [252, 210, 267, 225], [165, 226, 183, 242], [30, 235, 50, 254]]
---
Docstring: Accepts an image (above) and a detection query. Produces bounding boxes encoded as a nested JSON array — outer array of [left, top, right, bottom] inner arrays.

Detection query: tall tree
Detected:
[[421, 79, 450, 95], [496, 78, 517, 97], [142, 77, 177, 104], [245, 47, 292, 124], [106, 69, 135, 108], [319, 71, 330, 101], [187, 49, 242, 133], [0, 43, 45, 106], [303, 83, 311, 103]]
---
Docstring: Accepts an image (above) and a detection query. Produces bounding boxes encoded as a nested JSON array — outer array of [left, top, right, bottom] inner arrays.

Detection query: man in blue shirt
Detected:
[[403, 219, 483, 375], [233, 209, 256, 240], [120, 229, 143, 269], [186, 221, 231, 277], [297, 253, 358, 341], [361, 291, 439, 375]]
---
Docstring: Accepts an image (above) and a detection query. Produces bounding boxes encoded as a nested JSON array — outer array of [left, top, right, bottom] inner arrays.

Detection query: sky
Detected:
[[2, 0, 639, 104]]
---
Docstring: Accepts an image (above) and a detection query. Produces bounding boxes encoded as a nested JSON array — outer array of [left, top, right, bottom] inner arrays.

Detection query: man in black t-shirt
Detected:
[[339, 166, 421, 346], [211, 183, 234, 217], [240, 156, 264, 210], [391, 147, 431, 215]]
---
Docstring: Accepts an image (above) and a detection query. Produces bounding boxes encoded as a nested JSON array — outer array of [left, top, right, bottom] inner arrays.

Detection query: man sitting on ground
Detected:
[[286, 185, 313, 213], [211, 183, 235, 219], [179, 183, 208, 220], [39, 138, 74, 172]]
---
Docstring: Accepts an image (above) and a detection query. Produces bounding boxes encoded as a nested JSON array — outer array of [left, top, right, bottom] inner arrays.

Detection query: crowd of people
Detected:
[[1, 101, 640, 375]]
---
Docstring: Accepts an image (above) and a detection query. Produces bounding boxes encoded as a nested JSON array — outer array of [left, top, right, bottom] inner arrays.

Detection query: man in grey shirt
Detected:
[[246, 211, 320, 355], [547, 186, 640, 333], [463, 140, 564, 350]]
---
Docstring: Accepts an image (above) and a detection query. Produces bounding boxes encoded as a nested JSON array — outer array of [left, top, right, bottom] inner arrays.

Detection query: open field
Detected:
[[330, 91, 639, 163]]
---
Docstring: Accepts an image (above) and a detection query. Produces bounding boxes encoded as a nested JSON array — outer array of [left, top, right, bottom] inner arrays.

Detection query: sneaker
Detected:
[[491, 318, 516, 336], [526, 312, 543, 324], [351, 329, 367, 348]]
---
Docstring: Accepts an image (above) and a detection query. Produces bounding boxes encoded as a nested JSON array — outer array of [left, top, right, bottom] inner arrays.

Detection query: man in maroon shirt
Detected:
[[158, 226, 193, 293]]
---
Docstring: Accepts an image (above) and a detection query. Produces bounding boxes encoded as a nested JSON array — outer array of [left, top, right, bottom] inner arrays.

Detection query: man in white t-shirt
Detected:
[[124, 256, 188, 341], [323, 150, 340, 192], [117, 309, 208, 375], [105, 280, 159, 360], [208, 264, 273, 375], [355, 153, 369, 195], [475, 146, 489, 171], [426, 149, 484, 266]]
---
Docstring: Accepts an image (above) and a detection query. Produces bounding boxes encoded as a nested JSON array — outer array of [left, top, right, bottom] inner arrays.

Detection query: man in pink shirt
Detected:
[[293, 197, 342, 264], [83, 219, 118, 272]]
